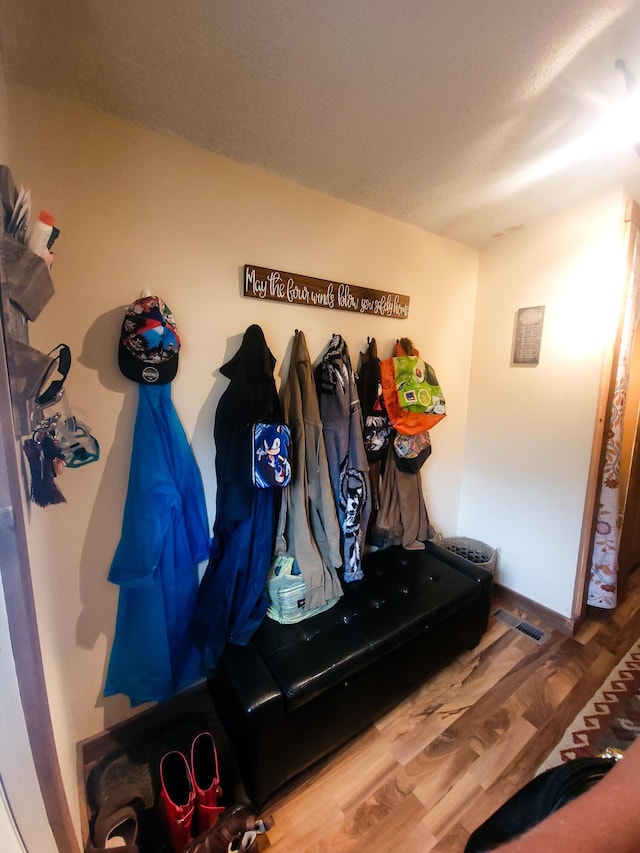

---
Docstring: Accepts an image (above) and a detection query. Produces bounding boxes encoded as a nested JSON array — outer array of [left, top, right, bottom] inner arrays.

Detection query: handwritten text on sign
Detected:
[[244, 265, 410, 319]]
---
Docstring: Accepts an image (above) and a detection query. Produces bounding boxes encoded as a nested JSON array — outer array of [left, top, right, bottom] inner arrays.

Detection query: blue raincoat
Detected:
[[104, 383, 210, 706], [190, 325, 281, 672]]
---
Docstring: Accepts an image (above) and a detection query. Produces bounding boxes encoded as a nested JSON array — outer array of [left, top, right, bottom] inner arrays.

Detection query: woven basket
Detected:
[[439, 536, 497, 574]]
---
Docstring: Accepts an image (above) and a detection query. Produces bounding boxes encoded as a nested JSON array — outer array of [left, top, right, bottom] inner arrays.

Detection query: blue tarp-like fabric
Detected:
[[190, 325, 281, 672], [104, 383, 210, 706], [190, 488, 277, 672]]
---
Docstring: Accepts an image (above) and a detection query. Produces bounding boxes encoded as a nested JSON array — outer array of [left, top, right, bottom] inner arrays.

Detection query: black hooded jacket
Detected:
[[214, 324, 282, 524]]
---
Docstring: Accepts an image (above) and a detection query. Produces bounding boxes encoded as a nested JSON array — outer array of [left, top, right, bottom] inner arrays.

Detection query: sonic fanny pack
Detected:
[[252, 422, 292, 488]]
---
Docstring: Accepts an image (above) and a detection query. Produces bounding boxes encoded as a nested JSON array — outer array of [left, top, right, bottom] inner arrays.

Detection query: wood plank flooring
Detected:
[[261, 571, 640, 852]]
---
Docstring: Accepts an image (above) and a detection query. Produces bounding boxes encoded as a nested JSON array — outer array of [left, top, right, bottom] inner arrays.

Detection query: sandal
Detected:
[[85, 784, 144, 852]]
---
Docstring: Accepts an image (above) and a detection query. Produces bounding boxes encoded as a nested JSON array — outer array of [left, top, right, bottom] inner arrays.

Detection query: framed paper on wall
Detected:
[[512, 305, 545, 366]]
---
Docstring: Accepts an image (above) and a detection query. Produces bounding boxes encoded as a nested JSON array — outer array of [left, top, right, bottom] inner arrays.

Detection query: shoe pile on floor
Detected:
[[84, 720, 273, 852]]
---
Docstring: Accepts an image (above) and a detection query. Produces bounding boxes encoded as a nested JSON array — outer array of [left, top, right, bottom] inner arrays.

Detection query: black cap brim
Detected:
[[118, 342, 178, 385]]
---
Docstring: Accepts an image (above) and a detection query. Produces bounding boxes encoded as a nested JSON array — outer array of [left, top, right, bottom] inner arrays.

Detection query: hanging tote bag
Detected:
[[392, 355, 446, 415], [380, 340, 446, 434], [266, 556, 340, 624]]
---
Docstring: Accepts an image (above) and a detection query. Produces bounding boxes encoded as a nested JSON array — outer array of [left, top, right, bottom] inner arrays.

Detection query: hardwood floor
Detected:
[[261, 571, 640, 852]]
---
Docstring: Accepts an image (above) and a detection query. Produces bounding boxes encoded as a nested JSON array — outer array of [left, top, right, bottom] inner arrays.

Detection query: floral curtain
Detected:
[[588, 232, 640, 608]]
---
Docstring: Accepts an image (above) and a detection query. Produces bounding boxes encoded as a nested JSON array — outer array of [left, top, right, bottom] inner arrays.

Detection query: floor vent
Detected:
[[492, 608, 551, 645]]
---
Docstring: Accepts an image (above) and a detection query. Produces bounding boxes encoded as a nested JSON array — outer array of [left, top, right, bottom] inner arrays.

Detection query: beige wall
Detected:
[[6, 81, 630, 839], [460, 192, 626, 617], [0, 45, 9, 161], [6, 85, 479, 829]]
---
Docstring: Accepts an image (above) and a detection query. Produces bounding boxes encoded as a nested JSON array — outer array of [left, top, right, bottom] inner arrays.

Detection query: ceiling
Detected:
[[2, 0, 640, 248]]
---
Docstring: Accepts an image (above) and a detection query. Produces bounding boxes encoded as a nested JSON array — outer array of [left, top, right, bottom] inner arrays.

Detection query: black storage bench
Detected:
[[208, 540, 493, 807]]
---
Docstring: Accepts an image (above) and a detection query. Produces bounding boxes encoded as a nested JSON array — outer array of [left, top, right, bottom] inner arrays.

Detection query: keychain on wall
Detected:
[[23, 415, 67, 507]]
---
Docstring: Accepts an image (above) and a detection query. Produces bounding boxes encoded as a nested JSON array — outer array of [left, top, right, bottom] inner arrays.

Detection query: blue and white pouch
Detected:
[[266, 556, 340, 624], [252, 422, 292, 488]]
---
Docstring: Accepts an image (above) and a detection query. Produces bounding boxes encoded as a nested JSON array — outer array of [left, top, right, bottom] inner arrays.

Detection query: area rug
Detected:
[[539, 636, 640, 771]]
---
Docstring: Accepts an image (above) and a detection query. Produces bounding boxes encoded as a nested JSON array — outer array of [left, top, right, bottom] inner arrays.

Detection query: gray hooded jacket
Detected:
[[275, 330, 343, 610]]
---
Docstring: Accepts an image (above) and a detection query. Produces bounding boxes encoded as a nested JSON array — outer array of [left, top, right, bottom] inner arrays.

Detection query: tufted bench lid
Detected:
[[250, 546, 482, 711]]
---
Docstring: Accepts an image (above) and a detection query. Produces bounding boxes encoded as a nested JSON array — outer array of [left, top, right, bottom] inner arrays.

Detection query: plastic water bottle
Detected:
[[28, 210, 55, 257]]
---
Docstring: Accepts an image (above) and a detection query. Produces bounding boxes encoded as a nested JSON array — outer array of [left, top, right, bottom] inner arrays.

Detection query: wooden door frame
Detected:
[[572, 199, 640, 624], [0, 301, 80, 850], [617, 336, 640, 580]]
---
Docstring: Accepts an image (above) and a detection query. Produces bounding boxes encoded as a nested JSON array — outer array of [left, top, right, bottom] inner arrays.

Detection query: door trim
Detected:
[[0, 311, 80, 852], [573, 199, 640, 621]]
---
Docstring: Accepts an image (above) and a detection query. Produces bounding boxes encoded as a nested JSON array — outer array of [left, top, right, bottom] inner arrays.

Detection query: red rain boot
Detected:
[[191, 732, 225, 836], [158, 750, 195, 852]]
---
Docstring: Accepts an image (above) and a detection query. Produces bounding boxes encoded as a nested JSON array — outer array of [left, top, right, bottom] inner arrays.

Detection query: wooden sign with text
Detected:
[[244, 265, 410, 319]]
